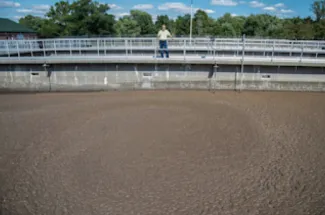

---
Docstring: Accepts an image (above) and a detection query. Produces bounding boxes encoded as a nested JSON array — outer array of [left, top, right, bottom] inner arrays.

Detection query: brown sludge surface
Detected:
[[1, 91, 325, 215]]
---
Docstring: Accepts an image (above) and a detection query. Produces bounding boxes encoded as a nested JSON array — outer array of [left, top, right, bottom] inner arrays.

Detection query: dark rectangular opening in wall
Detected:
[[265, 52, 273, 56], [218, 65, 240, 73], [292, 53, 301, 57], [216, 51, 236, 56], [275, 52, 290, 57], [137, 64, 155, 72], [302, 53, 315, 58], [117, 64, 135, 72], [0, 64, 44, 72], [318, 54, 325, 58], [143, 72, 152, 77], [261, 74, 271, 79], [131, 50, 155, 56], [296, 67, 324, 74]]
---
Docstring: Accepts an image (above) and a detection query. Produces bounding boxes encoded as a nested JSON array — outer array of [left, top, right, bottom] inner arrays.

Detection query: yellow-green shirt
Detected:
[[157, 30, 171, 41]]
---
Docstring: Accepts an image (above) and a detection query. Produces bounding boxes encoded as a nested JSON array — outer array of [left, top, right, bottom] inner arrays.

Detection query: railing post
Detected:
[[42, 40, 46, 57], [183, 39, 186, 60], [104, 39, 107, 56], [6, 41, 10, 57], [125, 39, 128, 56], [69, 40, 72, 56], [300, 44, 304, 62], [79, 40, 81, 55], [272, 41, 275, 61], [213, 40, 216, 60], [29, 40, 33, 57], [54, 40, 57, 56], [97, 39, 100, 56], [240, 34, 245, 92], [16, 40, 20, 59], [154, 38, 157, 58], [129, 38, 132, 56]]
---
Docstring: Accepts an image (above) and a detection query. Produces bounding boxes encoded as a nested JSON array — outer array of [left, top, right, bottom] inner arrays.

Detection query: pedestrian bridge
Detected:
[[1, 37, 325, 92], [1, 37, 325, 64]]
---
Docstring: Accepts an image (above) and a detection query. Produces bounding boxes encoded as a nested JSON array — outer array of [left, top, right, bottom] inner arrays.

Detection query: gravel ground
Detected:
[[1, 91, 325, 215]]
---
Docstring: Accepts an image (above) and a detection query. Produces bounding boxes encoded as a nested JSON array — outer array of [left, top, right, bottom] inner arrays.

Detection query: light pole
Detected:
[[189, 0, 193, 44]]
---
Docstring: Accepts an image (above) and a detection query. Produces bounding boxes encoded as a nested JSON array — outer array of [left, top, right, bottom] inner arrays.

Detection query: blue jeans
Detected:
[[159, 40, 169, 58]]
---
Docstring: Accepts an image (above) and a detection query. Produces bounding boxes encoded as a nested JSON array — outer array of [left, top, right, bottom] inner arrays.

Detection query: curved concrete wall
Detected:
[[1, 64, 325, 92]]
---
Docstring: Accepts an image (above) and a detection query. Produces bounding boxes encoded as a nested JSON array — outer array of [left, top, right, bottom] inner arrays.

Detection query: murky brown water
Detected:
[[1, 91, 325, 215]]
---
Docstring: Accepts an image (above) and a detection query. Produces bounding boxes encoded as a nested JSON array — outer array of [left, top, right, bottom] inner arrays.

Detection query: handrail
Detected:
[[1, 37, 325, 42], [1, 37, 325, 60]]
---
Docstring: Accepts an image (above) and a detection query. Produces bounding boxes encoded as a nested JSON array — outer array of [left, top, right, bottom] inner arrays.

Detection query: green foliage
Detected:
[[155, 15, 176, 35], [19, 15, 43, 32], [314, 19, 325, 39], [216, 13, 245, 37], [19, 0, 115, 38], [175, 14, 191, 36], [130, 10, 155, 36], [312, 0, 325, 21], [242, 14, 282, 38], [193, 10, 212, 36], [115, 16, 141, 37], [16, 0, 325, 40]]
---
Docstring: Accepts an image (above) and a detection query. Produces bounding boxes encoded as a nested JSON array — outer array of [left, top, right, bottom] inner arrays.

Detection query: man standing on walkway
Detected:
[[157, 24, 172, 58]]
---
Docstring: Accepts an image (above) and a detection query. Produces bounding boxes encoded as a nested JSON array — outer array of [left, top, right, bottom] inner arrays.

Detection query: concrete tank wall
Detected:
[[1, 63, 325, 92]]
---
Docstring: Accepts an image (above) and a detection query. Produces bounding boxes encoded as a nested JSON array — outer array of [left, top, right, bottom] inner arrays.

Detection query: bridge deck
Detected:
[[1, 37, 325, 66], [1, 55, 325, 67]]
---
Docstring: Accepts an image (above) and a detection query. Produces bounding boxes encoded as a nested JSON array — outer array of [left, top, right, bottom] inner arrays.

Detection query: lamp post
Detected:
[[189, 0, 193, 44]]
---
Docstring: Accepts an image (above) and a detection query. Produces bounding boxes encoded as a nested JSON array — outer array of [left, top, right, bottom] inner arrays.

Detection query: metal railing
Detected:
[[1, 37, 325, 58]]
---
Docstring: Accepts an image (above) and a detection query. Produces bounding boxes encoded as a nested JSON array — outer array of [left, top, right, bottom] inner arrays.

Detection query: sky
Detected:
[[0, 0, 317, 22]]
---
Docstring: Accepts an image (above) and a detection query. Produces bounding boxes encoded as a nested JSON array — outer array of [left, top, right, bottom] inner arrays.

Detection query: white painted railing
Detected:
[[1, 37, 325, 58]]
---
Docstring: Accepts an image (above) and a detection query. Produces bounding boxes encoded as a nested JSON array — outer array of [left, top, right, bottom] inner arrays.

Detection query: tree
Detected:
[[38, 20, 61, 38], [297, 17, 315, 39], [156, 15, 169, 31], [130, 10, 155, 36], [19, 15, 60, 38], [314, 19, 325, 39], [47, 1, 72, 36], [220, 23, 236, 37], [217, 13, 245, 37], [155, 15, 176, 35], [19, 15, 44, 32], [242, 14, 282, 38], [312, 0, 325, 21], [68, 0, 115, 36], [193, 10, 211, 36], [16, 0, 325, 40], [115, 16, 141, 37], [175, 14, 191, 36]]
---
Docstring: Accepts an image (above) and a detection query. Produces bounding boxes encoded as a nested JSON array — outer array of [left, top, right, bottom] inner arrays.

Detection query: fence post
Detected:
[[236, 39, 239, 56], [54, 40, 57, 56], [240, 34, 245, 92], [29, 40, 33, 57], [213, 40, 216, 60], [97, 39, 100, 56], [16, 41, 20, 59], [183, 39, 186, 60], [154, 38, 157, 58], [300, 43, 304, 62], [272, 40, 275, 62], [104, 39, 107, 56], [42, 40, 46, 57], [6, 41, 10, 57], [79, 40, 81, 55], [125, 39, 128, 56], [69, 40, 72, 56]]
